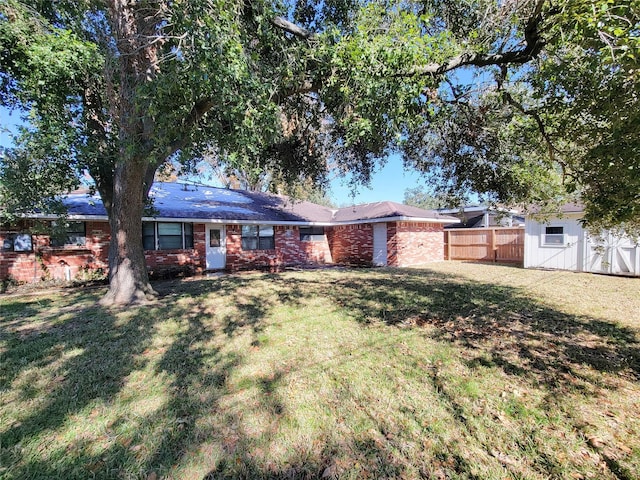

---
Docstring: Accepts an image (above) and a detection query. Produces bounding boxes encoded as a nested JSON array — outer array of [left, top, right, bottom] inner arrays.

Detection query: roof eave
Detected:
[[21, 213, 460, 225]]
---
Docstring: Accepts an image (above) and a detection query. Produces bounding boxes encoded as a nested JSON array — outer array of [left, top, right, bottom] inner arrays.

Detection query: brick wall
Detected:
[[225, 225, 333, 271], [388, 221, 444, 266], [327, 224, 374, 266], [1, 219, 446, 282], [0, 221, 110, 283], [1, 221, 206, 282], [144, 223, 206, 274]]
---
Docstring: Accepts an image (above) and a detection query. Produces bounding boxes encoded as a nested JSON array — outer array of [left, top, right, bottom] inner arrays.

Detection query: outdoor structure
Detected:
[[524, 204, 640, 276], [444, 227, 525, 264], [438, 205, 525, 229], [437, 205, 525, 264], [1, 182, 458, 283]]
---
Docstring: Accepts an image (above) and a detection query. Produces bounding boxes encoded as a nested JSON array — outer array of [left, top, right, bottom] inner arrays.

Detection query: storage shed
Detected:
[[524, 204, 640, 276]]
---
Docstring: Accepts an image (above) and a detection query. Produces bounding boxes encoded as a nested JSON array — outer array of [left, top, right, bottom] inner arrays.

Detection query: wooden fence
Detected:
[[444, 227, 524, 264]]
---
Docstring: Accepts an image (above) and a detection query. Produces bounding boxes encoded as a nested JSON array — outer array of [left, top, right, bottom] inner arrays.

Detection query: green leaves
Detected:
[[1, 0, 638, 235]]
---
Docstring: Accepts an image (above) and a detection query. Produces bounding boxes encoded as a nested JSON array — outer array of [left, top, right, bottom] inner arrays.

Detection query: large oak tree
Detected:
[[1, 0, 637, 304]]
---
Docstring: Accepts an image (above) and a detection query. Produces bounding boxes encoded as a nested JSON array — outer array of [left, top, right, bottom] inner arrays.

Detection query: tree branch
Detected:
[[498, 80, 571, 183], [270, 16, 315, 40], [164, 98, 216, 156], [393, 0, 547, 78]]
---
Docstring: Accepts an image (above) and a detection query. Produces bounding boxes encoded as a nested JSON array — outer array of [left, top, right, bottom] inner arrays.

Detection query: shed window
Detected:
[[50, 221, 86, 247], [2, 233, 33, 252], [143, 222, 194, 250], [544, 226, 565, 245], [241, 225, 274, 250], [300, 226, 325, 242]]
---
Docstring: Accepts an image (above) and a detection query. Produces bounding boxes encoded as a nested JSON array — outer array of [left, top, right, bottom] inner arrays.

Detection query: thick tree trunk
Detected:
[[99, 161, 156, 306]]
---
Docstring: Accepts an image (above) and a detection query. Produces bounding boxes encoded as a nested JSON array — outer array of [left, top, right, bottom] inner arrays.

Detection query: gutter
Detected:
[[26, 213, 459, 226]]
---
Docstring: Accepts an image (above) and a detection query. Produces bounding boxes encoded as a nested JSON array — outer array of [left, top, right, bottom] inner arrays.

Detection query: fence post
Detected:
[[446, 231, 451, 260], [491, 228, 497, 262]]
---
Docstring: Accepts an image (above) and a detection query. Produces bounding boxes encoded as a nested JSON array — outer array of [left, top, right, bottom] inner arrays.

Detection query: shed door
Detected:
[[206, 225, 226, 270], [585, 232, 639, 276], [373, 223, 388, 266]]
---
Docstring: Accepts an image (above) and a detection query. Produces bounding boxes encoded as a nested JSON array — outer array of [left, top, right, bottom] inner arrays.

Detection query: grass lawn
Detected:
[[1, 262, 639, 479]]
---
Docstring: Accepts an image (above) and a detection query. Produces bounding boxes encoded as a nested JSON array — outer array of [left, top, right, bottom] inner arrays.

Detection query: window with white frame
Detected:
[[299, 226, 325, 242], [50, 221, 86, 247], [544, 226, 565, 245], [241, 225, 274, 250], [2, 233, 33, 252], [143, 222, 194, 250]]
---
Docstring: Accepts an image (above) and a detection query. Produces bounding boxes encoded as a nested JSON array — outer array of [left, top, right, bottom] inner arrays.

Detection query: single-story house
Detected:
[[1, 182, 459, 283], [524, 203, 640, 276], [438, 205, 525, 229]]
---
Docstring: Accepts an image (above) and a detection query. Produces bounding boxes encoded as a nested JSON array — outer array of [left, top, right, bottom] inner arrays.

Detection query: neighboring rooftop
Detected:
[[524, 202, 585, 216], [436, 204, 524, 229], [437, 205, 520, 215]]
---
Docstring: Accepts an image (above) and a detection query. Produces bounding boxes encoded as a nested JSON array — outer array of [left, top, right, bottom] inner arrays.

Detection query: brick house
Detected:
[[1, 182, 458, 283]]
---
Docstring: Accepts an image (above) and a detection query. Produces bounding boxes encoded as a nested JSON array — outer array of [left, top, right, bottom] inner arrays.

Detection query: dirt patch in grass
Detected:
[[1, 263, 638, 479]]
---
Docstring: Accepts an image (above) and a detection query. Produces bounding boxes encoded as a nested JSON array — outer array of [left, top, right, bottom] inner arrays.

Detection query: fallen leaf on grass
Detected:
[[322, 463, 338, 478], [490, 449, 518, 467], [87, 460, 105, 473], [617, 443, 632, 455], [587, 436, 605, 449]]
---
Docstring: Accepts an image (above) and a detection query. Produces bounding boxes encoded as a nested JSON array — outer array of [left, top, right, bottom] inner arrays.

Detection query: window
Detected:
[[143, 222, 194, 250], [2, 233, 33, 252], [50, 221, 86, 247], [241, 225, 274, 250], [544, 226, 565, 245], [209, 229, 221, 247], [143, 222, 156, 250], [300, 226, 325, 242]]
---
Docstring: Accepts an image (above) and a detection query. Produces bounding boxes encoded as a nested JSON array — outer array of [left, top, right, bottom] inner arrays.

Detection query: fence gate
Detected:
[[445, 227, 524, 264]]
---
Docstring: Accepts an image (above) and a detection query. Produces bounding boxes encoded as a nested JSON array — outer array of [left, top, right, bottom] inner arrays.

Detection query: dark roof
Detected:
[[445, 214, 485, 229], [526, 202, 585, 216], [558, 203, 585, 213], [59, 182, 458, 225], [333, 201, 454, 223]]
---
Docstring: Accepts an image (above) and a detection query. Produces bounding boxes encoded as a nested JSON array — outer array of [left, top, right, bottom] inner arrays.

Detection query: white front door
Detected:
[[206, 225, 226, 270], [373, 223, 388, 266]]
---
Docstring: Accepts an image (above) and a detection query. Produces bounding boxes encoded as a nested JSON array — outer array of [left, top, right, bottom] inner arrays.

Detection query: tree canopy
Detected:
[[1, 0, 638, 303], [403, 185, 452, 210]]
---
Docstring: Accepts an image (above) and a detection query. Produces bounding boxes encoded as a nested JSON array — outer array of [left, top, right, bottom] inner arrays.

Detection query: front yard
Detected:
[[1, 262, 639, 479]]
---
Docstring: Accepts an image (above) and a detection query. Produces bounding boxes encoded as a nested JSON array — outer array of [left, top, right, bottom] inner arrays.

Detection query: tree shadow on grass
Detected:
[[312, 268, 640, 388], [1, 267, 638, 479], [184, 268, 639, 479], [0, 296, 160, 477]]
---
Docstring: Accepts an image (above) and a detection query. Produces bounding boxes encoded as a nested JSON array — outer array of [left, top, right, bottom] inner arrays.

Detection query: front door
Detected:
[[206, 225, 226, 270]]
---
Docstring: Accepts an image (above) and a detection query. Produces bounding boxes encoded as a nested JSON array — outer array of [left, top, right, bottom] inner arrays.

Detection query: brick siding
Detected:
[[326, 224, 374, 266], [0, 221, 110, 283], [144, 223, 206, 275], [225, 225, 332, 272], [1, 220, 446, 283], [388, 221, 444, 266], [1, 221, 206, 282]]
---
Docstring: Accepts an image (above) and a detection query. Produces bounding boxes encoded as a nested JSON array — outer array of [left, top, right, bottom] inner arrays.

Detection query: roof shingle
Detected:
[[59, 182, 458, 225]]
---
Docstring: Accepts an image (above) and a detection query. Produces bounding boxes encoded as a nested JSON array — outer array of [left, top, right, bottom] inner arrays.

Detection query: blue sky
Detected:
[[328, 155, 425, 205], [0, 108, 426, 206], [0, 108, 20, 149]]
